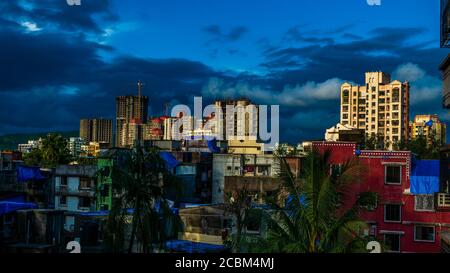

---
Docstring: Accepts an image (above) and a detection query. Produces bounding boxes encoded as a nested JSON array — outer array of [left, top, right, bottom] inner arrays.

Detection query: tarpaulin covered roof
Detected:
[[411, 160, 440, 194], [17, 166, 45, 182], [0, 201, 37, 215], [165, 240, 227, 253]]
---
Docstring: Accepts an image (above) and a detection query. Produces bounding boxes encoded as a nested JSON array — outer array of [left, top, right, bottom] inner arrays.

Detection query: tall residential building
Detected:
[[441, 0, 450, 48], [115, 92, 149, 147], [213, 99, 258, 141], [120, 118, 143, 148], [340, 72, 410, 150], [211, 99, 263, 154], [79, 118, 113, 147], [441, 1, 450, 109], [410, 115, 447, 146]]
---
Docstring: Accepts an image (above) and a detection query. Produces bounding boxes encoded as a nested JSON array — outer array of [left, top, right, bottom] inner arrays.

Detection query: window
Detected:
[[79, 177, 91, 189], [384, 204, 401, 222], [343, 90, 349, 104], [79, 197, 91, 208], [59, 196, 67, 206], [60, 176, 68, 186], [385, 165, 402, 185], [415, 195, 435, 211], [257, 166, 270, 176], [227, 166, 232, 171], [414, 225, 435, 242], [392, 88, 400, 103], [384, 234, 401, 252]]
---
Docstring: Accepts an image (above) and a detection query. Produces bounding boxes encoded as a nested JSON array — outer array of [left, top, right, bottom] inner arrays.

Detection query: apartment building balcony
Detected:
[[437, 193, 450, 210], [55, 186, 95, 197], [77, 206, 91, 212]]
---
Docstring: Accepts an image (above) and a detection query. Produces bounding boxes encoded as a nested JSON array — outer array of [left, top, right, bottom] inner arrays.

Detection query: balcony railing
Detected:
[[438, 193, 450, 208], [56, 186, 94, 197]]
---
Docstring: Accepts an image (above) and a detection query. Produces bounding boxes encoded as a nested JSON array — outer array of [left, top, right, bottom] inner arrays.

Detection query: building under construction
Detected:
[[115, 82, 149, 147]]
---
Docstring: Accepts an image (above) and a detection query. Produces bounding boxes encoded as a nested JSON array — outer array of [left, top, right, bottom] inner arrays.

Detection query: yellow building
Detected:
[[227, 139, 264, 155], [340, 72, 410, 150], [80, 142, 106, 157], [410, 115, 447, 146]]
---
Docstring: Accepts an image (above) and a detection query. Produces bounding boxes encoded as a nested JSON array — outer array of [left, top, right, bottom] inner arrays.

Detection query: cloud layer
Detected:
[[0, 1, 447, 143]]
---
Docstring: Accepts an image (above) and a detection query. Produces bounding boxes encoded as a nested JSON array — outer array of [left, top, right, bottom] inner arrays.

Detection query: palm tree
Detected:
[[225, 186, 252, 252], [257, 151, 376, 253], [102, 142, 182, 253]]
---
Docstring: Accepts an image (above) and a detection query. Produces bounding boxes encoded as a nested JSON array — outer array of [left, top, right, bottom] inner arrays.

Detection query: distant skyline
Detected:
[[0, 0, 448, 143]]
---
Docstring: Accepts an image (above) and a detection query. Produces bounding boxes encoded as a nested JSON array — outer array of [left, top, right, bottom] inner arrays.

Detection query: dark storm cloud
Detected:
[[0, 1, 447, 143], [0, 30, 110, 92], [0, 0, 118, 34], [261, 27, 446, 87]]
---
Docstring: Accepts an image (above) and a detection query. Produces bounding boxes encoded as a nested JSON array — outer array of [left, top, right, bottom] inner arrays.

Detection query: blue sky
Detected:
[[107, 0, 440, 72], [0, 0, 448, 143]]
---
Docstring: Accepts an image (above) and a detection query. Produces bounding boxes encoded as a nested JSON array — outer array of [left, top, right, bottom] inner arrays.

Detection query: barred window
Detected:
[[414, 195, 435, 211]]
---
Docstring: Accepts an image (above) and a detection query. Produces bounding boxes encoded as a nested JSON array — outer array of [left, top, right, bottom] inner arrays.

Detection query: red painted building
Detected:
[[313, 142, 450, 253]]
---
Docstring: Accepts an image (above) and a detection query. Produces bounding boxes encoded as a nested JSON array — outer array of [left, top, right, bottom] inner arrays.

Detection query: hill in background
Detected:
[[0, 131, 78, 151]]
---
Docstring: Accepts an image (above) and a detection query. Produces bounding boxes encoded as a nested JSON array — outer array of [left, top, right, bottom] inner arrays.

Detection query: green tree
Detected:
[[393, 134, 442, 159], [225, 186, 252, 253], [254, 151, 375, 253], [102, 142, 182, 253], [23, 134, 72, 167]]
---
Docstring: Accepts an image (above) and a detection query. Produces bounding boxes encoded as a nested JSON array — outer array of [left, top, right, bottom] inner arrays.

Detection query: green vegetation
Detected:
[[233, 151, 376, 253], [394, 135, 442, 159], [101, 142, 182, 253], [23, 133, 72, 168], [0, 131, 77, 151]]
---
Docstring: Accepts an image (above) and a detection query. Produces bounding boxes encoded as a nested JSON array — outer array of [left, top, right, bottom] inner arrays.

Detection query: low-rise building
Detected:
[[325, 123, 365, 144], [313, 141, 450, 253], [68, 137, 86, 157], [212, 154, 284, 204], [54, 165, 97, 232], [18, 140, 40, 154]]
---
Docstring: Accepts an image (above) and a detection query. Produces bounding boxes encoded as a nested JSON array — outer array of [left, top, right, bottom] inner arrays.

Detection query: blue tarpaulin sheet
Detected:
[[207, 139, 221, 153], [17, 166, 45, 182], [166, 240, 226, 253], [0, 201, 37, 215], [159, 152, 180, 169], [411, 160, 440, 194], [286, 194, 306, 207]]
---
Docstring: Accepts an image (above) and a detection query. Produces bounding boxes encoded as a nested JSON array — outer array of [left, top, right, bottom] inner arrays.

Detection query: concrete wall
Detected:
[[212, 154, 280, 204]]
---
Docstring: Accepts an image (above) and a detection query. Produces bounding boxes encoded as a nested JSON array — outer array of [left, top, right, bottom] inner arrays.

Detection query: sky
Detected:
[[0, 0, 448, 143]]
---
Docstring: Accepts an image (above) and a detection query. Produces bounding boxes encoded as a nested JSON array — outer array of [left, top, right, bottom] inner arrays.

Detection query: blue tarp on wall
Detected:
[[0, 201, 37, 215], [410, 160, 440, 194], [159, 152, 180, 170], [207, 139, 221, 153], [17, 166, 45, 182]]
